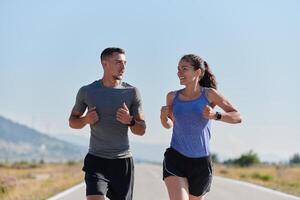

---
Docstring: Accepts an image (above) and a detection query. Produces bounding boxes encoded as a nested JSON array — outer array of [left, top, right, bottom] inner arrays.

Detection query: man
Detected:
[[69, 47, 146, 200]]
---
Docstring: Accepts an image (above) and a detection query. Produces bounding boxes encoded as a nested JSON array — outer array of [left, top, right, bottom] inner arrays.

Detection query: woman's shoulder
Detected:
[[202, 87, 218, 96], [167, 89, 182, 98], [166, 90, 181, 105], [202, 87, 220, 106]]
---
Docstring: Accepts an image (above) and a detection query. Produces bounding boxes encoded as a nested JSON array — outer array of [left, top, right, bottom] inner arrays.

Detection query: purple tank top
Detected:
[[171, 87, 212, 158]]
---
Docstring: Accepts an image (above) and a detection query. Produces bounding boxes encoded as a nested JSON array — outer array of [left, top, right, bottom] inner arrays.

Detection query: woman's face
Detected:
[[177, 59, 201, 85]]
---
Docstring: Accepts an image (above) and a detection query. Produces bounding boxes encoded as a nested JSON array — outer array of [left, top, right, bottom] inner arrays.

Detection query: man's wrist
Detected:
[[82, 116, 88, 125], [128, 117, 136, 126]]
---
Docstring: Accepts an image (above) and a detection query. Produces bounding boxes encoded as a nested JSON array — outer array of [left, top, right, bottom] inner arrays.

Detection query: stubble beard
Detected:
[[113, 75, 122, 81]]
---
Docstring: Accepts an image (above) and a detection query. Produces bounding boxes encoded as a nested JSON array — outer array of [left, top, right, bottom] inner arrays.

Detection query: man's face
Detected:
[[102, 52, 127, 80]]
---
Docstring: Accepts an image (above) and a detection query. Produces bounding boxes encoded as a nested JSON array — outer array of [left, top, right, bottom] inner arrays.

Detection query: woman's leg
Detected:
[[189, 194, 205, 200], [164, 176, 189, 200], [86, 195, 106, 200]]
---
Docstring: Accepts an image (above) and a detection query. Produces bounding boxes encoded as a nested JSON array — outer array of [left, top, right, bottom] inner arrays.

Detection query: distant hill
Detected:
[[51, 131, 168, 163], [51, 131, 167, 163], [0, 116, 86, 162]]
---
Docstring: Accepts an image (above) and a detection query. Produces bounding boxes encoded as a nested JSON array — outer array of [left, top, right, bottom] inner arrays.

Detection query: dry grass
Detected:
[[0, 161, 84, 200], [214, 164, 300, 197], [1, 161, 299, 199]]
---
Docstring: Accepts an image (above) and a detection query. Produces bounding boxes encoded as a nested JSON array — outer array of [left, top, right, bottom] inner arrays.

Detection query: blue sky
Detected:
[[1, 0, 299, 161]]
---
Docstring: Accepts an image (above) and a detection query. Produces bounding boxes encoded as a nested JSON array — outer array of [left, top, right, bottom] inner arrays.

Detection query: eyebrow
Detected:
[[178, 65, 191, 68], [115, 59, 127, 62]]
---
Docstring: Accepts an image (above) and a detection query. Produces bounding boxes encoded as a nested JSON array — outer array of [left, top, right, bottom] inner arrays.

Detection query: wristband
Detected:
[[128, 118, 136, 126], [215, 112, 222, 120]]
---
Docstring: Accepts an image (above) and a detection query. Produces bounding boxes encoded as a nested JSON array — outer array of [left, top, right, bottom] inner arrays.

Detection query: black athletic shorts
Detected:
[[163, 147, 212, 197], [82, 153, 134, 200]]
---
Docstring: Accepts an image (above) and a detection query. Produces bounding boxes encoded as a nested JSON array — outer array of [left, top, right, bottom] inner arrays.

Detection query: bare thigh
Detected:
[[87, 195, 105, 200], [164, 176, 189, 200], [189, 194, 205, 200]]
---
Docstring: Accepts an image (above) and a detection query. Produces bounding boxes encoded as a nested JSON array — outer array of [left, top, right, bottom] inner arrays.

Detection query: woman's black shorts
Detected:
[[163, 147, 212, 197]]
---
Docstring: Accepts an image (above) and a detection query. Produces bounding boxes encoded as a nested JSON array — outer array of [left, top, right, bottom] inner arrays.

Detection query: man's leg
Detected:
[[85, 171, 109, 200], [107, 157, 134, 200]]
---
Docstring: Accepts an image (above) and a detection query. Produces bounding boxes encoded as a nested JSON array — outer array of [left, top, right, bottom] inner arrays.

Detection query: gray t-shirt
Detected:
[[72, 79, 143, 159]]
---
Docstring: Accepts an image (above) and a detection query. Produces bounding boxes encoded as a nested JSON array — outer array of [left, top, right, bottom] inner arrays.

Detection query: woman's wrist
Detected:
[[214, 112, 222, 120]]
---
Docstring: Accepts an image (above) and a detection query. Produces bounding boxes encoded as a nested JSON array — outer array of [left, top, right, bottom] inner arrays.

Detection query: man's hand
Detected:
[[85, 107, 99, 125], [116, 102, 132, 124]]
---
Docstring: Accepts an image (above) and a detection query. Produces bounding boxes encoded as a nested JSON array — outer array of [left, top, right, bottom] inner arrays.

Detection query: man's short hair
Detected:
[[100, 47, 125, 61]]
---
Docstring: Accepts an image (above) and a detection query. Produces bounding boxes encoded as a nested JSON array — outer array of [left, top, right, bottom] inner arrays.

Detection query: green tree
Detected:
[[235, 150, 260, 167], [289, 153, 300, 164], [211, 153, 220, 164]]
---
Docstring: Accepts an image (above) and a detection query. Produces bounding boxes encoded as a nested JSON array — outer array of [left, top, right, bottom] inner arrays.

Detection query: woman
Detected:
[[160, 54, 242, 200]]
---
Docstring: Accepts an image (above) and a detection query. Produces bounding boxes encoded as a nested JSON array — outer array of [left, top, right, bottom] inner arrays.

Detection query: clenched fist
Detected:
[[160, 105, 171, 119], [116, 102, 132, 124], [85, 107, 99, 125], [202, 105, 216, 120]]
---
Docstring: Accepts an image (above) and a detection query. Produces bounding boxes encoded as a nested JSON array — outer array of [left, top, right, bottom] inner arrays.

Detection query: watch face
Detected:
[[129, 118, 136, 126], [216, 112, 222, 120]]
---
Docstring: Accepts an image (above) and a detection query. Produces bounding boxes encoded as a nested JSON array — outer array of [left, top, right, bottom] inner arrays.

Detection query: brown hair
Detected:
[[180, 54, 217, 89], [100, 47, 125, 61]]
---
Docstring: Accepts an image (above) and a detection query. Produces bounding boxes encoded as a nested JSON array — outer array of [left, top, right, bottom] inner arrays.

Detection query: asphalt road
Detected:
[[48, 163, 300, 200]]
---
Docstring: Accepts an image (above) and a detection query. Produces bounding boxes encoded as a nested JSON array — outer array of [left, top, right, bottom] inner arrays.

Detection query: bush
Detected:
[[251, 172, 273, 181], [67, 160, 76, 166], [223, 150, 260, 167], [211, 153, 219, 164], [289, 153, 300, 164], [11, 161, 38, 169], [235, 150, 260, 167]]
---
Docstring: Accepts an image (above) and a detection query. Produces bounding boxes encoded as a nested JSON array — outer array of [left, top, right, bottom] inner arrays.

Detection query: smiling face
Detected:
[[177, 59, 202, 85], [102, 52, 127, 80]]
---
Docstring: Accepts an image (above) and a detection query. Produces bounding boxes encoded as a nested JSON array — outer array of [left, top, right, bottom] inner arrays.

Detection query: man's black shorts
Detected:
[[163, 147, 212, 197], [83, 153, 134, 200]]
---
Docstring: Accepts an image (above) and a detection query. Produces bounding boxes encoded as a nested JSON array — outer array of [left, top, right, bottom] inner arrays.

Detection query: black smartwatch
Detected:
[[128, 118, 136, 126], [215, 112, 222, 120]]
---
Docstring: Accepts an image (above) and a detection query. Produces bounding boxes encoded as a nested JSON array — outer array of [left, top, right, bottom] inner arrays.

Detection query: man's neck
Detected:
[[101, 77, 121, 88]]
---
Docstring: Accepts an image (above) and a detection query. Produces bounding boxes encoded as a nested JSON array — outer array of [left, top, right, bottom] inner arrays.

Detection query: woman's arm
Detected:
[[205, 88, 242, 124], [160, 91, 175, 129]]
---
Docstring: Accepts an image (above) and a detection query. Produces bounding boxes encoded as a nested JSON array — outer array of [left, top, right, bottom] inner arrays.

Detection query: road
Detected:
[[48, 163, 300, 200]]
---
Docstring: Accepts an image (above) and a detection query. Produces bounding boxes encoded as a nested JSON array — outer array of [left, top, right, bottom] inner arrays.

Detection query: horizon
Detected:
[[0, 114, 297, 163]]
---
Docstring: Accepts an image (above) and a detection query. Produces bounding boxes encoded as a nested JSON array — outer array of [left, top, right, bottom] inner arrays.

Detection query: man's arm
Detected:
[[129, 112, 146, 136], [116, 103, 146, 136], [69, 107, 99, 129]]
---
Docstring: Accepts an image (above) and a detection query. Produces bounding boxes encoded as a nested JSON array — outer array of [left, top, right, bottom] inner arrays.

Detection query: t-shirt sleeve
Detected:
[[130, 87, 143, 117], [72, 87, 87, 114]]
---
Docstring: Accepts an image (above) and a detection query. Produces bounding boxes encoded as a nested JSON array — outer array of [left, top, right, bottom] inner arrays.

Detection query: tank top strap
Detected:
[[173, 89, 182, 102], [201, 87, 212, 104]]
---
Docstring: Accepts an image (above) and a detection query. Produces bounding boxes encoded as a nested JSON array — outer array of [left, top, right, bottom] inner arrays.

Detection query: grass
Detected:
[[0, 161, 84, 200], [213, 164, 300, 197], [0, 161, 299, 198]]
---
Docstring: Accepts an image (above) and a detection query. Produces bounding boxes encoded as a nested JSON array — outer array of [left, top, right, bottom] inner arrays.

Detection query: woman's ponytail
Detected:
[[199, 61, 217, 89]]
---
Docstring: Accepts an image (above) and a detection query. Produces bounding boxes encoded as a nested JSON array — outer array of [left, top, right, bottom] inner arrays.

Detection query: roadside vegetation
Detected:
[[0, 152, 299, 199], [0, 160, 84, 200], [212, 151, 300, 196]]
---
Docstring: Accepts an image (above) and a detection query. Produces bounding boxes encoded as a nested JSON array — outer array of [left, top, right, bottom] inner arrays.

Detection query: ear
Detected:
[[195, 68, 202, 76], [101, 59, 107, 68]]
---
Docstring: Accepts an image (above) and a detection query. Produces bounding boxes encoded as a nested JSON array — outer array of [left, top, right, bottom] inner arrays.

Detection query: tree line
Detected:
[[211, 151, 300, 167]]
